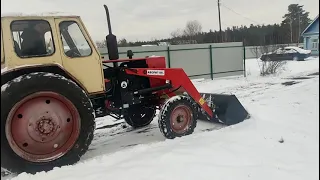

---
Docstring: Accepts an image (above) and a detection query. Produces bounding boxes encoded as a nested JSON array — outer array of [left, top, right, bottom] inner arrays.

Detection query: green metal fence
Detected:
[[100, 42, 246, 80]]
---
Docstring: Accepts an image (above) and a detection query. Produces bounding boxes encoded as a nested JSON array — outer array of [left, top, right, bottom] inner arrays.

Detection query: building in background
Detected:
[[301, 15, 319, 56]]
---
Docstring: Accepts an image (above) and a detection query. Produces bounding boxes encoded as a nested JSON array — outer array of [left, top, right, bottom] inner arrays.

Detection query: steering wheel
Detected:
[[65, 47, 81, 58]]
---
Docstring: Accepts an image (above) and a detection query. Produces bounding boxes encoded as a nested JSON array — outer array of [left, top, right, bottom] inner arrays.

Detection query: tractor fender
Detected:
[[1, 63, 89, 94]]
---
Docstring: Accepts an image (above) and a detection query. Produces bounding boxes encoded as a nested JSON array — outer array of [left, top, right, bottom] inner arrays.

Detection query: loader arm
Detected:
[[125, 68, 214, 118]]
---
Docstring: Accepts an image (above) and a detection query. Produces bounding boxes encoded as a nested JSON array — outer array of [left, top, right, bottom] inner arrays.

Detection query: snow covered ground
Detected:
[[2, 57, 319, 180]]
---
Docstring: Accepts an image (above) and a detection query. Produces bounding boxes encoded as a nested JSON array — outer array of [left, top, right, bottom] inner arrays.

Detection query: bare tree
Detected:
[[183, 20, 202, 38], [95, 40, 106, 48], [150, 37, 158, 42], [259, 44, 280, 55], [260, 60, 287, 76], [259, 44, 287, 76], [250, 46, 261, 59], [118, 38, 128, 47], [170, 28, 183, 38]]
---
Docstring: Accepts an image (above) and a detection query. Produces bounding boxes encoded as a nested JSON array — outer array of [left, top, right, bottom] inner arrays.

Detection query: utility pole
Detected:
[[290, 16, 293, 43], [298, 13, 301, 44], [217, 0, 223, 42]]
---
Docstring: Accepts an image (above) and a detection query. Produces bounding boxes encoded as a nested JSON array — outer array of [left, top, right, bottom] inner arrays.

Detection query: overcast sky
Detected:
[[1, 0, 319, 42]]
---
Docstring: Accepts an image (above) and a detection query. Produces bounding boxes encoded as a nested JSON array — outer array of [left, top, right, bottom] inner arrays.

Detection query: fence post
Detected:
[[167, 46, 171, 68], [243, 43, 246, 77], [209, 45, 213, 80]]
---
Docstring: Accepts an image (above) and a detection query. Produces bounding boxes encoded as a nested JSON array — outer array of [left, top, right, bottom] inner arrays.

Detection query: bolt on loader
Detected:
[[1, 5, 249, 174]]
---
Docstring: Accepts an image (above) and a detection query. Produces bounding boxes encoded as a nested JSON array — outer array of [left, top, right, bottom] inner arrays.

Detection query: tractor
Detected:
[[1, 5, 249, 174]]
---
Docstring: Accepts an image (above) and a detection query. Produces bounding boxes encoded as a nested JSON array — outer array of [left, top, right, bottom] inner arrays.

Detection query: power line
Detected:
[[220, 2, 261, 25]]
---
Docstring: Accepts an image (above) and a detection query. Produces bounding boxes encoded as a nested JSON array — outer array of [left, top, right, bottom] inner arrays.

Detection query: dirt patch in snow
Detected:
[[281, 81, 300, 86], [307, 72, 319, 76]]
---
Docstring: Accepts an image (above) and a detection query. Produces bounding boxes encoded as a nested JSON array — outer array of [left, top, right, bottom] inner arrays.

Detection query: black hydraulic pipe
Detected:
[[134, 84, 172, 95]]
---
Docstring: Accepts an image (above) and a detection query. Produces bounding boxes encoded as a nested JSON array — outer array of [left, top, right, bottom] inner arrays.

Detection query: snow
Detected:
[[1, 12, 78, 18], [1, 63, 67, 75], [262, 46, 311, 55], [160, 95, 182, 115], [163, 95, 182, 104], [285, 46, 312, 54], [1, 67, 8, 73], [1, 82, 9, 93], [2, 57, 320, 180]]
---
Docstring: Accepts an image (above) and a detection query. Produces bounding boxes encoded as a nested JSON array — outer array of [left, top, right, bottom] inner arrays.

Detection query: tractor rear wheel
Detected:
[[158, 95, 197, 139], [124, 105, 156, 128], [1, 72, 95, 174]]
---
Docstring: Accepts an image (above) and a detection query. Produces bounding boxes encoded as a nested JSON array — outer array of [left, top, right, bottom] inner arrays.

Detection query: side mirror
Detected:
[[106, 34, 119, 61]]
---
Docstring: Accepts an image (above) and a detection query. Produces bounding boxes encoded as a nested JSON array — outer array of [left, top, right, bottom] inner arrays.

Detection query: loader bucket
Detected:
[[199, 93, 249, 125]]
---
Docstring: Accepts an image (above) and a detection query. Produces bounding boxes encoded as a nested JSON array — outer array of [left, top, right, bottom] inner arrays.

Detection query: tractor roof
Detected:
[[1, 12, 79, 19]]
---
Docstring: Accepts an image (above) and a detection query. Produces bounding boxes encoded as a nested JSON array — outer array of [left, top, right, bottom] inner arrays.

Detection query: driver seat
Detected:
[[20, 27, 47, 56]]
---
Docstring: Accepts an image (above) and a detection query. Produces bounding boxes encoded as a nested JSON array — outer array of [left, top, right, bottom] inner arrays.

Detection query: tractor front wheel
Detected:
[[1, 72, 95, 174], [124, 105, 156, 128], [158, 96, 197, 139]]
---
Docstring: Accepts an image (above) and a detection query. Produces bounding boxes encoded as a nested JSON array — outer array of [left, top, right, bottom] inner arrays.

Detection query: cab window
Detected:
[[59, 21, 92, 58], [10, 20, 55, 58]]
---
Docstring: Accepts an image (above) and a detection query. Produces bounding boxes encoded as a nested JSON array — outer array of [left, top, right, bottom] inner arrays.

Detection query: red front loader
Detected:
[[91, 5, 250, 139], [99, 56, 249, 139]]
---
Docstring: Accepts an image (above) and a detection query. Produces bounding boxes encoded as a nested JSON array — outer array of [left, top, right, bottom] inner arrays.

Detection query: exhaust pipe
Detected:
[[103, 5, 119, 67]]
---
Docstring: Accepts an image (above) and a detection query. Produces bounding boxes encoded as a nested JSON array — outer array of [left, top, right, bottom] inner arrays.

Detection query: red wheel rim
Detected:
[[5, 91, 81, 163], [170, 105, 193, 134]]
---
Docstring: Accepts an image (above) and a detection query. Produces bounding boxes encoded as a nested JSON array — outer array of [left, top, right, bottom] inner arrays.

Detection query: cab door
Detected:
[[54, 17, 105, 94]]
